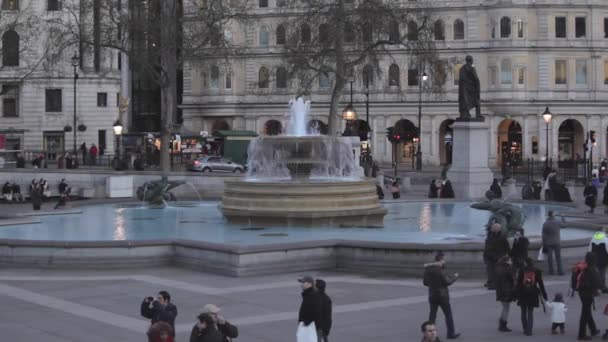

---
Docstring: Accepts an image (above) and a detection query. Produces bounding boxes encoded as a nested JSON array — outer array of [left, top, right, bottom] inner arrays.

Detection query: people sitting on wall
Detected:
[[545, 171, 572, 202], [55, 181, 71, 210], [490, 178, 503, 199], [389, 180, 400, 199], [2, 182, 11, 202], [376, 183, 384, 200], [440, 180, 455, 199], [429, 180, 439, 199], [39, 178, 50, 199], [11, 183, 23, 203]]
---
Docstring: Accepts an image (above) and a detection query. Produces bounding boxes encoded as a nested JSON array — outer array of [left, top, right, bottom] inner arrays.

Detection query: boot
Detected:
[[602, 329, 608, 340], [498, 319, 511, 332]]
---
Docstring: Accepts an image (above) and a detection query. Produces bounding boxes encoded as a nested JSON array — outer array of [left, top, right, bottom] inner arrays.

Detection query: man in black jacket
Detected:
[[298, 275, 321, 338], [193, 304, 238, 342], [484, 223, 510, 290], [510, 228, 529, 270], [423, 252, 460, 340], [140, 290, 178, 336], [315, 279, 332, 342]]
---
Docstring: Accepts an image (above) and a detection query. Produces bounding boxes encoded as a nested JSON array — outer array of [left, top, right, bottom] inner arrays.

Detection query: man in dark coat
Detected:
[[195, 304, 238, 342], [584, 181, 598, 213], [429, 180, 439, 198], [575, 252, 602, 340], [541, 210, 566, 275], [484, 223, 510, 290], [495, 255, 516, 332], [190, 313, 224, 342], [510, 228, 529, 270], [423, 252, 460, 339], [490, 179, 502, 199], [141, 290, 178, 337], [315, 279, 332, 342], [298, 275, 321, 336], [589, 229, 608, 292], [516, 258, 547, 336]]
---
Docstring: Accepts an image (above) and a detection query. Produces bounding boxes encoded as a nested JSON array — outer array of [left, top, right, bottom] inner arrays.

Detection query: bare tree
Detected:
[[282, 0, 444, 135]]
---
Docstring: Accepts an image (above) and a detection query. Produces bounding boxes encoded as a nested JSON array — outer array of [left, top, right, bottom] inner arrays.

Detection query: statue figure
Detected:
[[136, 176, 185, 208], [470, 199, 526, 236], [458, 55, 481, 119]]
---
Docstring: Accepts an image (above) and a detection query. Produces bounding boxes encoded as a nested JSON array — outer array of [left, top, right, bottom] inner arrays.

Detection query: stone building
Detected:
[[182, 0, 608, 168], [0, 0, 121, 158]]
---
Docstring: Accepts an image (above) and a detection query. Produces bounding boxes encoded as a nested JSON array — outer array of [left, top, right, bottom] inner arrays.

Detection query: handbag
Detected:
[[296, 322, 318, 342], [537, 247, 545, 261]]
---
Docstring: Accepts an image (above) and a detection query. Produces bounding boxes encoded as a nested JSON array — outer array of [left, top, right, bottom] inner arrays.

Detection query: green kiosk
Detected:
[[213, 130, 258, 166]]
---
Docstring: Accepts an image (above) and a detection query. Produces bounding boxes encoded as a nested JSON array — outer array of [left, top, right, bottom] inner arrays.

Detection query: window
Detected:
[[210, 66, 220, 89], [200, 70, 208, 89], [453, 19, 464, 40], [453, 63, 463, 85], [362, 23, 373, 42], [276, 25, 286, 45], [259, 0, 267, 8], [258, 67, 269, 88], [47, 0, 61, 10], [555, 60, 567, 85], [517, 20, 524, 38], [500, 60, 512, 85], [434, 20, 445, 41], [225, 71, 232, 89], [576, 60, 587, 85], [575, 17, 586, 38], [517, 68, 525, 85], [489, 67, 497, 87], [1, 0, 18, 10], [555, 17, 566, 38], [604, 18, 608, 38], [408, 68, 419, 86], [319, 72, 330, 88], [45, 89, 62, 112], [407, 21, 418, 41], [96, 92, 107, 107], [300, 24, 311, 43], [500, 17, 511, 38], [2, 84, 18, 117], [259, 27, 269, 46], [388, 21, 400, 42], [276, 67, 287, 89], [362, 65, 373, 87], [319, 24, 329, 44], [491, 23, 496, 39], [2, 30, 19, 67], [344, 23, 355, 43], [388, 64, 400, 87], [604, 61, 608, 85]]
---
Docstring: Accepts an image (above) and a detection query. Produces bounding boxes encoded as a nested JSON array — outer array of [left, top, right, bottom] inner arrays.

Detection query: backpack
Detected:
[[522, 270, 537, 291], [571, 261, 588, 292]]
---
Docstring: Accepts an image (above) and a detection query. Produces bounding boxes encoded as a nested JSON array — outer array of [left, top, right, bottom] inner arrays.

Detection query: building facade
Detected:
[[182, 0, 608, 168], [0, 0, 121, 158]]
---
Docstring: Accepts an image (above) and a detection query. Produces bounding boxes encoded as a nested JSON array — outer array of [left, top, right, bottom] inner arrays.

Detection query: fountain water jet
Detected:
[[220, 97, 387, 227]]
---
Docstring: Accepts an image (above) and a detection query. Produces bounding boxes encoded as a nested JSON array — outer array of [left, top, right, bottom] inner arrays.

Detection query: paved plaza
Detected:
[[0, 267, 604, 341]]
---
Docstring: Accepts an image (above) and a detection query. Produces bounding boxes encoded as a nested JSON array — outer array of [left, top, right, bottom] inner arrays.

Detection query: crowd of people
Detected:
[[1, 178, 72, 210], [428, 179, 455, 199]]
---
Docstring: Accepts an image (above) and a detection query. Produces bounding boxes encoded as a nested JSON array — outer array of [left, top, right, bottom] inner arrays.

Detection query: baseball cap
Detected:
[[298, 275, 314, 284], [200, 304, 221, 314]]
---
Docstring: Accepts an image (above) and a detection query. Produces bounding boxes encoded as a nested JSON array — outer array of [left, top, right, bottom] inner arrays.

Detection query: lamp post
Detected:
[[416, 72, 428, 170], [364, 74, 371, 161], [342, 78, 357, 122], [542, 107, 552, 167], [71, 54, 79, 157], [113, 119, 123, 170]]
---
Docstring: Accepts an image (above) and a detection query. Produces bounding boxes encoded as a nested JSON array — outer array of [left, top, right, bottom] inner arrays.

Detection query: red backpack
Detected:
[[571, 261, 588, 292], [522, 270, 537, 290]]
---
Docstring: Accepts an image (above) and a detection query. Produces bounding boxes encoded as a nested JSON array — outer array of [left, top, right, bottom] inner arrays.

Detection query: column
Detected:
[[521, 116, 531, 160], [488, 115, 498, 166]]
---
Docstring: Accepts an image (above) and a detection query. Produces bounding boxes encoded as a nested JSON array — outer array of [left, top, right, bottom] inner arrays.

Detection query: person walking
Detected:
[[483, 223, 510, 290], [573, 252, 602, 340], [297, 275, 320, 342], [80, 142, 87, 166], [495, 255, 516, 332], [516, 257, 547, 336], [141, 291, 178, 337], [584, 181, 598, 214], [510, 228, 529, 271], [541, 210, 566, 275], [89, 143, 98, 166], [423, 252, 460, 339], [589, 228, 608, 293], [545, 292, 567, 335], [315, 279, 332, 342], [420, 321, 441, 342]]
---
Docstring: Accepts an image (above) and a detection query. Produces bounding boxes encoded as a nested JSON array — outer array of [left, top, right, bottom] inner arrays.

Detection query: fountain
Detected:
[[136, 176, 186, 208], [220, 97, 387, 227]]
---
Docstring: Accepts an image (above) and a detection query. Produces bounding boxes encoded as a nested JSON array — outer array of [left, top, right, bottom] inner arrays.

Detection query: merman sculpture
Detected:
[[470, 199, 526, 236], [136, 176, 185, 208]]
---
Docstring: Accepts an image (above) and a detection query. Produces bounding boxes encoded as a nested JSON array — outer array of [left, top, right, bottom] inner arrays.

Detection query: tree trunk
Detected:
[[329, 76, 345, 136], [160, 0, 177, 173]]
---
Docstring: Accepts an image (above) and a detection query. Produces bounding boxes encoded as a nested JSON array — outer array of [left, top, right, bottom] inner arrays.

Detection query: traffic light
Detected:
[[393, 133, 401, 142], [386, 127, 394, 142], [590, 130, 596, 145]]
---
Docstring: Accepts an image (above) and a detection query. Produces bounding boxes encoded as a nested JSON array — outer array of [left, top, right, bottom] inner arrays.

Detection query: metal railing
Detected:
[[507, 158, 586, 184]]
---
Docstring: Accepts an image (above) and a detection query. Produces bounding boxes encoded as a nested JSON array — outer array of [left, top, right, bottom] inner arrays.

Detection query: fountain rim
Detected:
[[226, 178, 371, 185]]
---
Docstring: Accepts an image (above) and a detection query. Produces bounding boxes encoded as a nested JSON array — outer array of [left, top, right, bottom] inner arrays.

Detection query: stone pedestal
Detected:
[[105, 176, 133, 198], [447, 120, 494, 199]]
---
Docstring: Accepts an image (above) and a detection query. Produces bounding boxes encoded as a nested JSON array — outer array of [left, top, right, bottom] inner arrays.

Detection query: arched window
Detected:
[[362, 65, 374, 87], [434, 20, 445, 41], [259, 0, 268, 8], [453, 19, 464, 40], [388, 21, 399, 42], [264, 120, 282, 135], [276, 67, 287, 89], [344, 23, 355, 43], [500, 59, 512, 85], [225, 70, 232, 89], [389, 64, 400, 87], [319, 72, 330, 88], [258, 67, 269, 88], [500, 17, 511, 38], [362, 23, 373, 42], [210, 66, 220, 89], [259, 27, 269, 46], [319, 24, 329, 44], [407, 21, 418, 41], [300, 24, 311, 43], [276, 25, 286, 45], [2, 30, 19, 67]]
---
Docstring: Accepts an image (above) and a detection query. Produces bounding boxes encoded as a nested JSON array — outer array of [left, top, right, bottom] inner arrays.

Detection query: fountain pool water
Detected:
[[0, 201, 589, 244]]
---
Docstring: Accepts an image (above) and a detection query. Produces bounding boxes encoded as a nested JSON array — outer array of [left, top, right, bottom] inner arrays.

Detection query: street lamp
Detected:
[[542, 107, 552, 166], [416, 72, 428, 170], [364, 74, 372, 160], [342, 79, 357, 121], [113, 119, 124, 170], [71, 54, 79, 159]]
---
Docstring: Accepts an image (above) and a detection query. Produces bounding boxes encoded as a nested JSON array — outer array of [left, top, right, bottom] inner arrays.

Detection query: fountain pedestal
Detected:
[[447, 120, 493, 199]]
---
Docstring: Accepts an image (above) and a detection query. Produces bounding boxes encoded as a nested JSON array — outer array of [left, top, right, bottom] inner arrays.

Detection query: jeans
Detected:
[[520, 305, 534, 334], [544, 244, 563, 275], [316, 330, 328, 342], [429, 295, 455, 337], [500, 301, 510, 322], [578, 295, 597, 338]]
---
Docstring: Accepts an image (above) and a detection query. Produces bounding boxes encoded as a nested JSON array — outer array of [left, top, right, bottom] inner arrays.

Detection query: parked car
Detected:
[[189, 156, 245, 173]]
